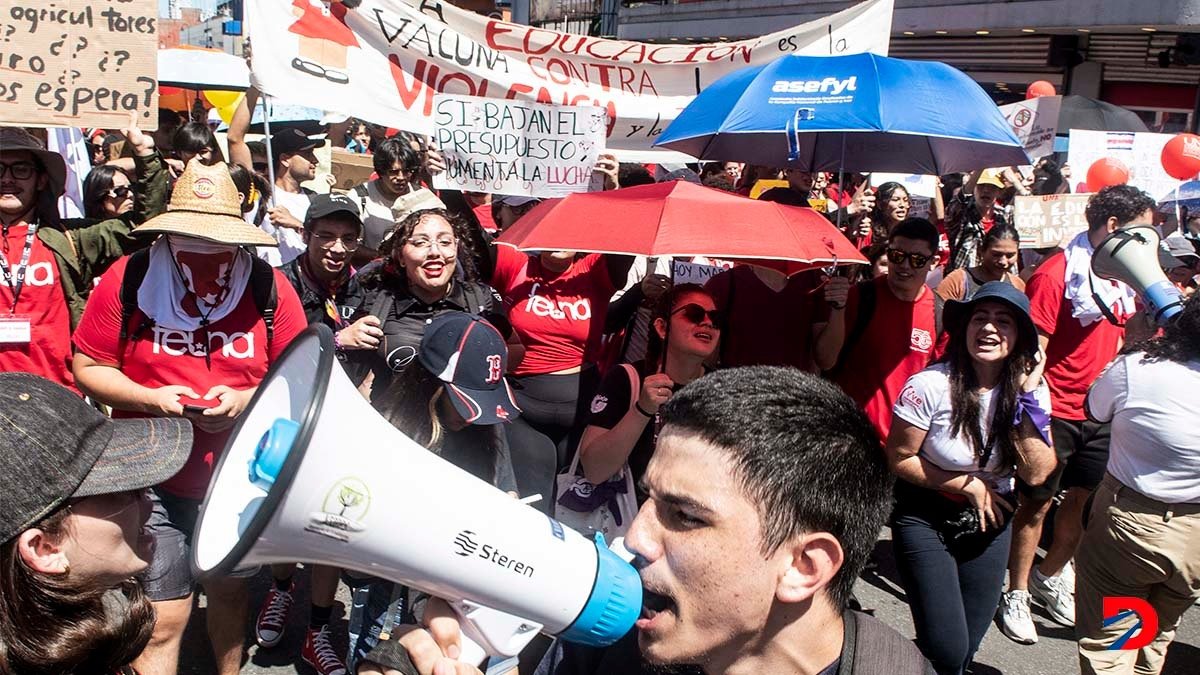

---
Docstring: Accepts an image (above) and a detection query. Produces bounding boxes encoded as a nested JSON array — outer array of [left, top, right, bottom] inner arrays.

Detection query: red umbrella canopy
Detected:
[[496, 181, 866, 271]]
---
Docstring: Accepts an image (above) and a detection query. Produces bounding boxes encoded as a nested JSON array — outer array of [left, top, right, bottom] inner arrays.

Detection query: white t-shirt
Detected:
[[256, 188, 309, 267], [893, 363, 1052, 493], [354, 180, 401, 251], [1086, 353, 1200, 504]]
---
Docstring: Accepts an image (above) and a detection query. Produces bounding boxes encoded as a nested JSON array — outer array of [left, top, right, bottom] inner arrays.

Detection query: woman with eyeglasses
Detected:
[[575, 284, 720, 502], [884, 282, 1055, 675], [0, 372, 192, 675]]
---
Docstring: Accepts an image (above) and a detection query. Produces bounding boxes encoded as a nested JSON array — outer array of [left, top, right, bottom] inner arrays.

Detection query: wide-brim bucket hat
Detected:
[[943, 281, 1039, 358], [135, 158, 277, 247], [0, 127, 68, 197]]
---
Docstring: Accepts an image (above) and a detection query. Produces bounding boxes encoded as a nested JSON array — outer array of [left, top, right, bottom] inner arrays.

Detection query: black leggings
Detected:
[[504, 366, 601, 514]]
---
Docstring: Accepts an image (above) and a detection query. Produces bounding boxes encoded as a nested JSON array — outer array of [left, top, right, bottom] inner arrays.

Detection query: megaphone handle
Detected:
[[451, 600, 543, 666]]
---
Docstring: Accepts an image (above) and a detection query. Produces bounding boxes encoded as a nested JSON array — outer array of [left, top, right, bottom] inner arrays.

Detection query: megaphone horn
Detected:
[[191, 325, 641, 664], [1092, 225, 1184, 326]]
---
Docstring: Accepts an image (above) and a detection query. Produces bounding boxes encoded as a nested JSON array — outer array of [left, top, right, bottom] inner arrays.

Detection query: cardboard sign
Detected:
[[999, 95, 1061, 161], [671, 259, 725, 286], [1012, 193, 1092, 249], [0, 0, 159, 129], [432, 94, 607, 198], [750, 179, 788, 199], [1067, 130, 1179, 201], [246, 0, 893, 161], [330, 147, 375, 190]]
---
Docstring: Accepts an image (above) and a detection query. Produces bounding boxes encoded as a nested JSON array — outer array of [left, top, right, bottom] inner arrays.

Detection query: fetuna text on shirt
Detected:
[[523, 282, 592, 321], [150, 325, 255, 359]]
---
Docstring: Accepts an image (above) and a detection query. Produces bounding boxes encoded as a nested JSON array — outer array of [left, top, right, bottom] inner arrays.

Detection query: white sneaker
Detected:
[[1060, 559, 1076, 591], [998, 590, 1039, 644], [1031, 568, 1076, 627]]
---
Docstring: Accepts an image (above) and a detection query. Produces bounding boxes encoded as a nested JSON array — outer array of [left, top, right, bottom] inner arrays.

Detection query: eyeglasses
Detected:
[[106, 185, 132, 200], [311, 232, 362, 251], [0, 161, 38, 180], [672, 303, 724, 326], [886, 248, 933, 269], [405, 236, 456, 251]]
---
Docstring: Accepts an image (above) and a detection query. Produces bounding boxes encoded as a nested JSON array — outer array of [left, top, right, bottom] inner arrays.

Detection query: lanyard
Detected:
[[0, 222, 39, 314]]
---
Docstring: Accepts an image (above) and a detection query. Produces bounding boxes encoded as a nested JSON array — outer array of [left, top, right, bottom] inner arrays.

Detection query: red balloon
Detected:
[[1161, 133, 1200, 180], [1086, 158, 1130, 192], [1026, 80, 1056, 99]]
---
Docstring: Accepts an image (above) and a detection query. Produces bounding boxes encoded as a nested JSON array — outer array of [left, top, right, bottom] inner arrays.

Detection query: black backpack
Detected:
[[118, 247, 278, 353]]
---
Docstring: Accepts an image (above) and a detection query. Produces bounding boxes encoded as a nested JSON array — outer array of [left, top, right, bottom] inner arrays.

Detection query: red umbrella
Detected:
[[496, 181, 866, 272]]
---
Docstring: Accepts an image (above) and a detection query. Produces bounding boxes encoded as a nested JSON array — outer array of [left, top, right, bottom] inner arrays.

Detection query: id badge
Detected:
[[0, 315, 31, 344]]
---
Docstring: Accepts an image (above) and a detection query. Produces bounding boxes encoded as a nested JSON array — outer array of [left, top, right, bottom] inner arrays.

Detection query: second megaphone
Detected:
[[190, 325, 641, 663], [1092, 223, 1185, 325]]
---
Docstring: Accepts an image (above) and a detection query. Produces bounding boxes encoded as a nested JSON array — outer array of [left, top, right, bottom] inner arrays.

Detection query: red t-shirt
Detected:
[[73, 256, 307, 499], [473, 203, 498, 234], [704, 265, 819, 371], [491, 247, 615, 376], [0, 225, 74, 390], [830, 276, 937, 441], [1026, 251, 1124, 421]]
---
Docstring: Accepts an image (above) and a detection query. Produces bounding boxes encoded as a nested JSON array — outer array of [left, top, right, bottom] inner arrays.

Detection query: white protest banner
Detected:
[[246, 0, 893, 161], [672, 259, 725, 286], [0, 0, 159, 129], [870, 173, 937, 198], [999, 95, 1060, 161], [432, 94, 606, 197], [1012, 193, 1092, 249], [1067, 129, 1179, 200]]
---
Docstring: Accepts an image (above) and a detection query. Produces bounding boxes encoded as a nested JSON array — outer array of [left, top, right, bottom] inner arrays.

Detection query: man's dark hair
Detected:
[[171, 122, 217, 156], [373, 136, 422, 177], [618, 162, 654, 188], [158, 108, 182, 132], [888, 217, 939, 254], [246, 140, 267, 163], [1085, 184, 1156, 232], [658, 367, 892, 610]]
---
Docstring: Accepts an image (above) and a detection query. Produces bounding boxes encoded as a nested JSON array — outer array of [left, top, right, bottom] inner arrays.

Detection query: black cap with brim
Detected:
[[0, 373, 192, 543], [444, 379, 521, 426], [305, 192, 364, 233], [942, 281, 1039, 358]]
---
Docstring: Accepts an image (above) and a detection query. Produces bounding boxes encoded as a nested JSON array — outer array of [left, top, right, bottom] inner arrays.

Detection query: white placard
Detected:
[[999, 95, 1061, 161]]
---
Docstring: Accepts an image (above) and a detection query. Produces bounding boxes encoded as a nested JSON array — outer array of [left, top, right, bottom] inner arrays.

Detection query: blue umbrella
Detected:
[[1158, 180, 1200, 211], [654, 53, 1029, 174]]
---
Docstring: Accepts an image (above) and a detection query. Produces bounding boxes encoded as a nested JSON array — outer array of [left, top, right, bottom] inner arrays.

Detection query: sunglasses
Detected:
[[886, 248, 933, 269], [106, 185, 132, 200], [672, 303, 724, 326]]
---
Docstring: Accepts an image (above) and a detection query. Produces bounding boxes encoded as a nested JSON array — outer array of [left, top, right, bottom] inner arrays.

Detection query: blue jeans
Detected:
[[892, 496, 1012, 675], [345, 576, 408, 673]]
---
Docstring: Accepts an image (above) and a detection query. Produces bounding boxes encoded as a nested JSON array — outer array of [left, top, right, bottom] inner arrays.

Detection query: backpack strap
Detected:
[[119, 249, 153, 343], [830, 279, 878, 378], [247, 254, 278, 351]]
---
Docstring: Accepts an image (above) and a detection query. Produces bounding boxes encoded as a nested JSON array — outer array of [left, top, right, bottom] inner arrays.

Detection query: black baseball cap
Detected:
[[0, 373, 193, 544], [306, 192, 363, 232], [943, 281, 1039, 357], [419, 313, 520, 426], [270, 128, 323, 157]]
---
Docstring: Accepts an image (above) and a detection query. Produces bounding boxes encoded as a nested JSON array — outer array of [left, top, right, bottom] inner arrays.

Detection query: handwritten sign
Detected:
[[432, 94, 606, 198], [870, 173, 937, 198], [999, 95, 1060, 161], [1067, 129, 1179, 201], [1013, 193, 1092, 249], [330, 147, 375, 190], [0, 0, 158, 129], [672, 259, 725, 285]]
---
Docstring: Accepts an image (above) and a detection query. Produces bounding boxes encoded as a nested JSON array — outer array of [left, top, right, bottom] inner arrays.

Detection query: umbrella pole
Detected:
[[1176, 183, 1182, 235], [261, 94, 276, 208]]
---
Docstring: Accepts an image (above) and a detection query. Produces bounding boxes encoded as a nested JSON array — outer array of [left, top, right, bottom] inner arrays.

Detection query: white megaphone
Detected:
[[191, 325, 641, 665], [1092, 224, 1185, 326]]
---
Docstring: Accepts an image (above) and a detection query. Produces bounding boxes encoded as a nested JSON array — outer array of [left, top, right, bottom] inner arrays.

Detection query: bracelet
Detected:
[[635, 402, 655, 418], [333, 329, 344, 352]]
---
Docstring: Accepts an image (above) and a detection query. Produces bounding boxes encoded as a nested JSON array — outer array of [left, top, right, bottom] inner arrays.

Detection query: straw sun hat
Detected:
[[134, 158, 277, 247]]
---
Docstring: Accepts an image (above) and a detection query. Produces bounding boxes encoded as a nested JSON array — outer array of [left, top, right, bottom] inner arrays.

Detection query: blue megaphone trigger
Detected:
[[249, 418, 301, 491], [559, 532, 643, 647]]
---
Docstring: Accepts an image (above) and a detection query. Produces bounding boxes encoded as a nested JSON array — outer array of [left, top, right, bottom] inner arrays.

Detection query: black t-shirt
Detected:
[[585, 360, 674, 501], [437, 424, 518, 494]]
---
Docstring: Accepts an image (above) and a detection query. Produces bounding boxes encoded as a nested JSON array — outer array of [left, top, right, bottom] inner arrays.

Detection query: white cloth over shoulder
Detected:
[[1062, 231, 1136, 327], [1086, 352, 1200, 504], [137, 237, 251, 331]]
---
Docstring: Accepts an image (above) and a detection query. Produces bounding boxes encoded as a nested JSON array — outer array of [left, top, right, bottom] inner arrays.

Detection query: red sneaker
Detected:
[[254, 581, 294, 648], [302, 625, 347, 675]]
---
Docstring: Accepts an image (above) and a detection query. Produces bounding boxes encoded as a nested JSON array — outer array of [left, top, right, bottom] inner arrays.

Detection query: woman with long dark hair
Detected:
[[934, 224, 1024, 330], [0, 372, 191, 675], [866, 181, 911, 244], [350, 312, 519, 675], [575, 284, 720, 499], [82, 164, 134, 220], [884, 282, 1056, 674]]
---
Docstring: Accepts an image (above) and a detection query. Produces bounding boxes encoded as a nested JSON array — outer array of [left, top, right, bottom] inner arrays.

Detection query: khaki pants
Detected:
[[1076, 474, 1200, 674]]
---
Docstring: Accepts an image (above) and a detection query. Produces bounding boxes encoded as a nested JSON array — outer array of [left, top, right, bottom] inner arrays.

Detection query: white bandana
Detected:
[[136, 236, 252, 331]]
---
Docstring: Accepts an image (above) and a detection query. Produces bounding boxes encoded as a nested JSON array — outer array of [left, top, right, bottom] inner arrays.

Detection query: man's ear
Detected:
[[1106, 215, 1121, 234], [775, 532, 844, 604], [653, 317, 667, 341], [16, 529, 70, 575]]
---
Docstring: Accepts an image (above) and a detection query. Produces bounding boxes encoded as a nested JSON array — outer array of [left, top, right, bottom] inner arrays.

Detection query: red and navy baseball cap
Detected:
[[419, 312, 520, 426]]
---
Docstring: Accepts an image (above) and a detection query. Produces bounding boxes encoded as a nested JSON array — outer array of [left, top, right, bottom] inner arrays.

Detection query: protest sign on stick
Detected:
[[999, 95, 1060, 161], [0, 0, 159, 129], [432, 94, 607, 198], [1013, 193, 1091, 249]]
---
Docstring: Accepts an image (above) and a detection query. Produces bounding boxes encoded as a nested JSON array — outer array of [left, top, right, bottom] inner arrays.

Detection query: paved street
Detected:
[[179, 526, 1200, 674]]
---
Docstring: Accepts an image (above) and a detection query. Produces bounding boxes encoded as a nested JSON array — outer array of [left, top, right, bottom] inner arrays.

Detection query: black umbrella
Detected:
[[1057, 95, 1150, 133]]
